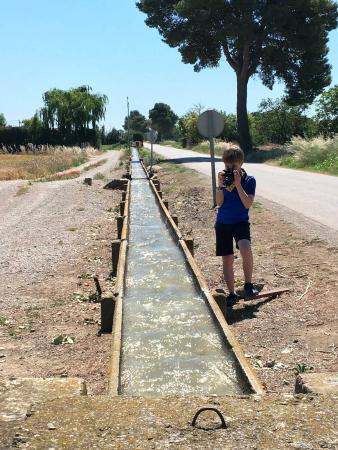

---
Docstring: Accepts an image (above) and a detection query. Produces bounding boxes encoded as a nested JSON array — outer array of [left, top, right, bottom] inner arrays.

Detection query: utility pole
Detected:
[[127, 96, 130, 151]]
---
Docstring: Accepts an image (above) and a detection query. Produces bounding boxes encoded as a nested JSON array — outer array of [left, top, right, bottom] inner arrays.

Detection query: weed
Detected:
[[73, 293, 89, 302], [93, 172, 106, 180], [253, 201, 263, 210], [88, 293, 101, 303], [294, 363, 313, 375], [25, 305, 41, 318], [52, 335, 75, 345], [66, 227, 78, 232], [83, 159, 107, 171], [73, 292, 100, 303], [79, 272, 92, 280], [52, 298, 65, 307], [0, 317, 7, 326], [15, 185, 30, 196], [7, 326, 16, 337], [37, 172, 80, 182]]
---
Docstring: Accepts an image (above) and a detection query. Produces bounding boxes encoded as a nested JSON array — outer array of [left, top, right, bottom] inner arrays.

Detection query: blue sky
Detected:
[[1, 0, 337, 129]]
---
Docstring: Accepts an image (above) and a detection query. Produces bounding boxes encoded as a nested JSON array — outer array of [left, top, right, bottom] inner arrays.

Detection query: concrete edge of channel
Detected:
[[141, 159, 265, 396], [108, 175, 131, 396]]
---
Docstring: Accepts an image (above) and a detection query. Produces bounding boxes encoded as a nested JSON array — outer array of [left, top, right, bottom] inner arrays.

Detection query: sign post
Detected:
[[197, 110, 225, 207], [147, 129, 158, 172]]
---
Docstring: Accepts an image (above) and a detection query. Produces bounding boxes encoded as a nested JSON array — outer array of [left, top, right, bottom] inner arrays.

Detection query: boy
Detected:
[[215, 148, 257, 307]]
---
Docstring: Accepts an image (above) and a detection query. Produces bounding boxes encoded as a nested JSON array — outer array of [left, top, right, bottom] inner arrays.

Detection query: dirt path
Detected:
[[0, 150, 124, 394]]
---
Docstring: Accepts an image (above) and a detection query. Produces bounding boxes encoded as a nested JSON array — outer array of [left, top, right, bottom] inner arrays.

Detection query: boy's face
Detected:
[[224, 160, 243, 171]]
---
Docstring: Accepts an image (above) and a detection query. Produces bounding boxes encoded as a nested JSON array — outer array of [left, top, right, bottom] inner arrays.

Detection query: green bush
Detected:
[[281, 135, 338, 174]]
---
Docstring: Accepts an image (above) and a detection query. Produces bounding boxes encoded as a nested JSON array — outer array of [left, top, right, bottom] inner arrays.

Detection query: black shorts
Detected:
[[215, 222, 251, 256]]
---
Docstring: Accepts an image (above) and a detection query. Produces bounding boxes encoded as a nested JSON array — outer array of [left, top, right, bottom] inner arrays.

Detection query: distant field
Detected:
[[0, 148, 93, 181]]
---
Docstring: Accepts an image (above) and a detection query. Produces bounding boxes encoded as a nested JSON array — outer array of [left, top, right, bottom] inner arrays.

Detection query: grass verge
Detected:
[[83, 159, 107, 171], [280, 136, 338, 176], [101, 144, 122, 152]]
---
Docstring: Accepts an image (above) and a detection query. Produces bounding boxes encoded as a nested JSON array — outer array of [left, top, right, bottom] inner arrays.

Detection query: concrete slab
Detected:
[[3, 394, 337, 450], [0, 377, 86, 422], [295, 372, 338, 395]]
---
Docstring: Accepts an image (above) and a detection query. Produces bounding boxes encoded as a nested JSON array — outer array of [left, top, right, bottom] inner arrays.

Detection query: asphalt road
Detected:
[[145, 143, 338, 232]]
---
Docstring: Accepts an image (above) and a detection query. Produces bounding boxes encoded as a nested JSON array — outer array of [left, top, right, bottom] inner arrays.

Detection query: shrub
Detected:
[[282, 135, 338, 174]]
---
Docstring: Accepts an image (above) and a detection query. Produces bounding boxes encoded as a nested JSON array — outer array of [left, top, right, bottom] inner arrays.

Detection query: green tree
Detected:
[[177, 105, 203, 147], [251, 98, 316, 145], [21, 113, 44, 144], [315, 85, 338, 136], [22, 113, 43, 129], [137, 1, 337, 153], [40, 86, 108, 143], [149, 103, 178, 140], [0, 113, 6, 127], [123, 110, 148, 134], [104, 128, 121, 144], [219, 112, 238, 142]]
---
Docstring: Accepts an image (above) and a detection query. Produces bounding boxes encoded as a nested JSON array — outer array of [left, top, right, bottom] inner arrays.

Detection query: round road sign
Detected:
[[146, 129, 158, 143], [197, 110, 224, 138]]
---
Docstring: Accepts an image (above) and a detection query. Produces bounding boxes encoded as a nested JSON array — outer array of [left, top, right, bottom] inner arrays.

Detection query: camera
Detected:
[[223, 169, 234, 187]]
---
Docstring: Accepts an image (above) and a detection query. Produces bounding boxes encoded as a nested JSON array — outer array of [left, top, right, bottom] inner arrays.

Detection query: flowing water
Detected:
[[120, 150, 247, 396]]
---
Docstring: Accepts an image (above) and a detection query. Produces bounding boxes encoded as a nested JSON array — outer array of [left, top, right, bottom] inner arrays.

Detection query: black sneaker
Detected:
[[244, 282, 258, 298], [226, 292, 238, 307]]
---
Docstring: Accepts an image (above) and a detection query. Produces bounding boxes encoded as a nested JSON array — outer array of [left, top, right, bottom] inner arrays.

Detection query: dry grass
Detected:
[[281, 135, 338, 175], [189, 140, 239, 157], [0, 146, 96, 181]]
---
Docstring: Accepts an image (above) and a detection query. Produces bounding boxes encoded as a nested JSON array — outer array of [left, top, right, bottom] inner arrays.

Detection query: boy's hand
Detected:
[[218, 171, 225, 187], [234, 169, 242, 188]]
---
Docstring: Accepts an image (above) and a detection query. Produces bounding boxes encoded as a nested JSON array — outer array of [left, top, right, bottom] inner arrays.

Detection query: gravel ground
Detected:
[[0, 151, 120, 289], [0, 150, 125, 394]]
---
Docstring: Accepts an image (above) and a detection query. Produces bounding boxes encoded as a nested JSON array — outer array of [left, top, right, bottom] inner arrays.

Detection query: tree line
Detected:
[[106, 85, 338, 149], [1, 85, 337, 150], [0, 86, 107, 149]]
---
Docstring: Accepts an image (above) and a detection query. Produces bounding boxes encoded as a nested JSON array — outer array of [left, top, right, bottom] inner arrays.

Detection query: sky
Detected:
[[1, 0, 337, 129]]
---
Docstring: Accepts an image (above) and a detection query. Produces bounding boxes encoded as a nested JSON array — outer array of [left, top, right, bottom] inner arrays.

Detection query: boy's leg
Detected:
[[236, 223, 258, 297], [215, 223, 236, 296], [222, 255, 235, 294], [237, 239, 253, 283]]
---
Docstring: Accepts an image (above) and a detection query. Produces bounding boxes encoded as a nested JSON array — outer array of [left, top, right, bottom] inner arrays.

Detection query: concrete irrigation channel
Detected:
[[2, 151, 337, 448], [108, 149, 263, 397]]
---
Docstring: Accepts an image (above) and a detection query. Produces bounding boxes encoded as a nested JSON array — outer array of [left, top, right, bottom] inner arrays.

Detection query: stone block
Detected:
[[295, 372, 338, 395]]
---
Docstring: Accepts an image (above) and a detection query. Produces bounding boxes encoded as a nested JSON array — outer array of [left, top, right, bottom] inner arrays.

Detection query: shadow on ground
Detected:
[[227, 296, 277, 325], [163, 156, 223, 164]]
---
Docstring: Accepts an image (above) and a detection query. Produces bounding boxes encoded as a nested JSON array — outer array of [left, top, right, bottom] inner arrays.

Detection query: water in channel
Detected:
[[120, 149, 246, 396]]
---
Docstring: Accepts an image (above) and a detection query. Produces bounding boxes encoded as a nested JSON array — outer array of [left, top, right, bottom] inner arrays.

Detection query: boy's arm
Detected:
[[234, 170, 255, 209], [216, 172, 225, 207]]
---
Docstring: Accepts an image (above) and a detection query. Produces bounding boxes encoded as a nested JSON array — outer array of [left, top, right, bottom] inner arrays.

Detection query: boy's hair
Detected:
[[223, 148, 244, 164]]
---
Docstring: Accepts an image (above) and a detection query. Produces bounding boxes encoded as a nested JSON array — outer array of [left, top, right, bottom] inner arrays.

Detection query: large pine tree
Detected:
[[137, 0, 337, 153]]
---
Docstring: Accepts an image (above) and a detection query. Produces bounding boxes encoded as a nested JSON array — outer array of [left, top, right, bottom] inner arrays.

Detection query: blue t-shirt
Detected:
[[216, 171, 256, 224]]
